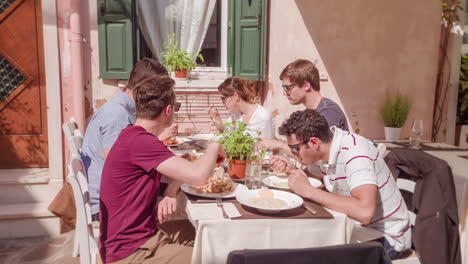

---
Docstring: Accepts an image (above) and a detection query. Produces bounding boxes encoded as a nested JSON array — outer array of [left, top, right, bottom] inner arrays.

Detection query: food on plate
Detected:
[[258, 189, 273, 198], [190, 175, 234, 194], [248, 189, 288, 209], [181, 151, 199, 161], [163, 138, 179, 145], [249, 196, 288, 209]]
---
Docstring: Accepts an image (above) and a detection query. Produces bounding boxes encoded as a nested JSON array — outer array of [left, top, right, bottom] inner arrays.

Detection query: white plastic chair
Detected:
[[63, 117, 83, 156], [67, 155, 99, 264], [377, 143, 388, 158], [392, 178, 420, 264]]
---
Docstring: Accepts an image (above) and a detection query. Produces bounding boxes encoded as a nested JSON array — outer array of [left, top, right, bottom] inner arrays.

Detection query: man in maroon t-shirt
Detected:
[[99, 76, 223, 264]]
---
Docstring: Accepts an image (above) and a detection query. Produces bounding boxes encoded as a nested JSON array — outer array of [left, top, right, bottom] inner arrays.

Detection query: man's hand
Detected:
[[270, 155, 293, 173], [159, 124, 178, 141], [157, 196, 177, 223], [288, 169, 313, 197]]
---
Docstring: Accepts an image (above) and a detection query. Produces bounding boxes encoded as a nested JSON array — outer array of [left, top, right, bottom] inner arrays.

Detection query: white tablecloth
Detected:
[[425, 151, 468, 264], [184, 199, 352, 264]]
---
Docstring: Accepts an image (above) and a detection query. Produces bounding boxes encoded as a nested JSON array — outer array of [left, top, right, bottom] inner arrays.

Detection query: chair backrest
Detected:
[[396, 178, 417, 226], [63, 117, 83, 156], [67, 155, 98, 264], [227, 242, 391, 264], [377, 143, 387, 158]]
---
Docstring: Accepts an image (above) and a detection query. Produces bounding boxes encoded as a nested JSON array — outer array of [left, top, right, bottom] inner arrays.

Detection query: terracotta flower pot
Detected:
[[228, 159, 247, 179], [175, 69, 188, 78]]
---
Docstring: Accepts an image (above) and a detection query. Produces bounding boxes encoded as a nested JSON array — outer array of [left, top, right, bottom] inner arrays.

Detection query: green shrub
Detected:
[[380, 94, 411, 128], [457, 55, 468, 125]]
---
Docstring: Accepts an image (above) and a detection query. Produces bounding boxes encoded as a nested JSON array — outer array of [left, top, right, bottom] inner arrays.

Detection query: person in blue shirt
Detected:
[[81, 58, 177, 220]]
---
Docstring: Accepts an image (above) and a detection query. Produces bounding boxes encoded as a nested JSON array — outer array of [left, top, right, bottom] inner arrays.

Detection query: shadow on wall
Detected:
[[80, 0, 94, 121], [0, 97, 48, 168], [294, 0, 440, 139]]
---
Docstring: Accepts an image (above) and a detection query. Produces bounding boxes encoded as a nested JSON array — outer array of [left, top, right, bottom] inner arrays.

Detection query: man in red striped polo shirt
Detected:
[[271, 109, 411, 260]]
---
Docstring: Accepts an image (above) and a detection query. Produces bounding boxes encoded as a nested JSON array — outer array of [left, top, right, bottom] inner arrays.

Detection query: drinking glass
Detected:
[[410, 120, 424, 148], [245, 160, 261, 189]]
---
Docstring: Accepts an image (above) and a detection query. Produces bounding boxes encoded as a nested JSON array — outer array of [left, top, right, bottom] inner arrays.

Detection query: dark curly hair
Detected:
[[278, 109, 332, 142], [133, 76, 175, 119]]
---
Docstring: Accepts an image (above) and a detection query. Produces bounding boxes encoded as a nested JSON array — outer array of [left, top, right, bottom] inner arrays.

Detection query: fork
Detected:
[[216, 198, 229, 219]]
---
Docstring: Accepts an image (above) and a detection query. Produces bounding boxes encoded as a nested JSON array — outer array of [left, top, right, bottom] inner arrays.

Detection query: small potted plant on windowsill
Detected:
[[380, 94, 412, 141], [216, 121, 260, 179], [161, 34, 204, 79]]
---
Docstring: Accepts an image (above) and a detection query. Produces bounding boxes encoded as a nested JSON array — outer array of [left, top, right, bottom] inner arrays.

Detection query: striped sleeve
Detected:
[[344, 149, 377, 190]]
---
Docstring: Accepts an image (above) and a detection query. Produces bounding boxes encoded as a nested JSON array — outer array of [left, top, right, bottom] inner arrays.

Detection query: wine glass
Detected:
[[410, 120, 424, 148]]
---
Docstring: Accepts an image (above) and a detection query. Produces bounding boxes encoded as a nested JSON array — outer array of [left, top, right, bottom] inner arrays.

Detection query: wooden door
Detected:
[[0, 0, 48, 168]]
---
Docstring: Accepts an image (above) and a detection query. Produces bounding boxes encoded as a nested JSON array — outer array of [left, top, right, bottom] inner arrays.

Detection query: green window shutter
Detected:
[[97, 0, 135, 79], [230, 0, 266, 81]]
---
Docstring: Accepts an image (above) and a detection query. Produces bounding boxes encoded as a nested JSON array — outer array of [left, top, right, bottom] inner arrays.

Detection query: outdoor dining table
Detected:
[[383, 141, 468, 264], [179, 192, 353, 264]]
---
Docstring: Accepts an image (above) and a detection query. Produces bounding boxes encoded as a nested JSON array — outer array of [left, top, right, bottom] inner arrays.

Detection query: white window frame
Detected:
[[189, 0, 229, 79]]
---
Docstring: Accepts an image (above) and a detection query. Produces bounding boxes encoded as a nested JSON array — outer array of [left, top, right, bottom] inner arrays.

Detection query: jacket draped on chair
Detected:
[[384, 148, 461, 264]]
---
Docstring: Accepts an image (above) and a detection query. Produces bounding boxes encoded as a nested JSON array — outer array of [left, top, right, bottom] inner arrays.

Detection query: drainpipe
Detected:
[[70, 12, 85, 131]]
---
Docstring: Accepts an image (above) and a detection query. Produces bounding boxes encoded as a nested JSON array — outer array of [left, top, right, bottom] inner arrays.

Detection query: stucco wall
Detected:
[[57, 0, 121, 128], [264, 0, 441, 140]]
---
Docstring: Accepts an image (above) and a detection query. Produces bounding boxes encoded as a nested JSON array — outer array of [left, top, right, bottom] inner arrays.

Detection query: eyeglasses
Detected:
[[174, 102, 181, 112], [221, 95, 231, 104], [282, 83, 297, 95], [288, 137, 311, 155]]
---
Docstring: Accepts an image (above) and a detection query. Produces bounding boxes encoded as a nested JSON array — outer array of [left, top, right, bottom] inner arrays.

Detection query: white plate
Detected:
[[236, 189, 303, 214], [263, 176, 322, 189], [188, 134, 214, 141], [164, 137, 190, 147], [181, 181, 247, 199]]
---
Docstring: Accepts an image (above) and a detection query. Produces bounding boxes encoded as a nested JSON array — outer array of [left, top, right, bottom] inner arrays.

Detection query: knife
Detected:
[[302, 204, 317, 215]]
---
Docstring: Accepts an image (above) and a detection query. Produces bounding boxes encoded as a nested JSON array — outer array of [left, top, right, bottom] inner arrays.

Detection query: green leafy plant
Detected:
[[215, 121, 260, 161], [160, 34, 204, 72], [380, 94, 412, 128], [458, 55, 468, 125]]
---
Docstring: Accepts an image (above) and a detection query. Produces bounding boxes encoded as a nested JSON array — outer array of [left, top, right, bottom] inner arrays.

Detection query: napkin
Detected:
[[187, 202, 241, 220]]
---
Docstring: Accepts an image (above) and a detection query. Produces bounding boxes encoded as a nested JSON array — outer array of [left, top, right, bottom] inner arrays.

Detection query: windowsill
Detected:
[[174, 79, 224, 91], [173, 69, 230, 92]]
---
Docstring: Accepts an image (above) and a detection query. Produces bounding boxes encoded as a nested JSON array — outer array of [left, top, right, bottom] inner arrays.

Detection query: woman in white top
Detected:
[[208, 77, 274, 139]]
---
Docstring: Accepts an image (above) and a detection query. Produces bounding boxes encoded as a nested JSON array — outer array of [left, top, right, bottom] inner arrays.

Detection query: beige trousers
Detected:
[[100, 219, 195, 264]]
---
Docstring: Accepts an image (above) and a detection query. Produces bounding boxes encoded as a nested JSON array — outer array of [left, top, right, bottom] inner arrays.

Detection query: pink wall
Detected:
[[265, 0, 441, 140]]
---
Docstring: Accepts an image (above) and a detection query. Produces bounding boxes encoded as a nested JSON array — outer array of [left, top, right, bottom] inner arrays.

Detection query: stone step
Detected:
[[0, 169, 62, 204], [0, 202, 60, 239]]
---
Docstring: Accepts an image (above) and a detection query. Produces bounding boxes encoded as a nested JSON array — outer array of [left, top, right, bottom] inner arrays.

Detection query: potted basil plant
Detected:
[[216, 121, 260, 179], [160, 34, 204, 79]]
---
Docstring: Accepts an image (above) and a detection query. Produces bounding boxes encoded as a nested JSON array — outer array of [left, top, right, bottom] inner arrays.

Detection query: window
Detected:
[[97, 0, 266, 81], [196, 0, 224, 68]]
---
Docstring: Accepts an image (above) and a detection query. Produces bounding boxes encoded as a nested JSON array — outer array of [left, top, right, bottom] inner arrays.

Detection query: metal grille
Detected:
[[0, 0, 16, 14], [0, 55, 26, 103]]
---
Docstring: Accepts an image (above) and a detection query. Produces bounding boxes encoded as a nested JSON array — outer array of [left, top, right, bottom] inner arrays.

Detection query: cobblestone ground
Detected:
[[0, 231, 79, 264]]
